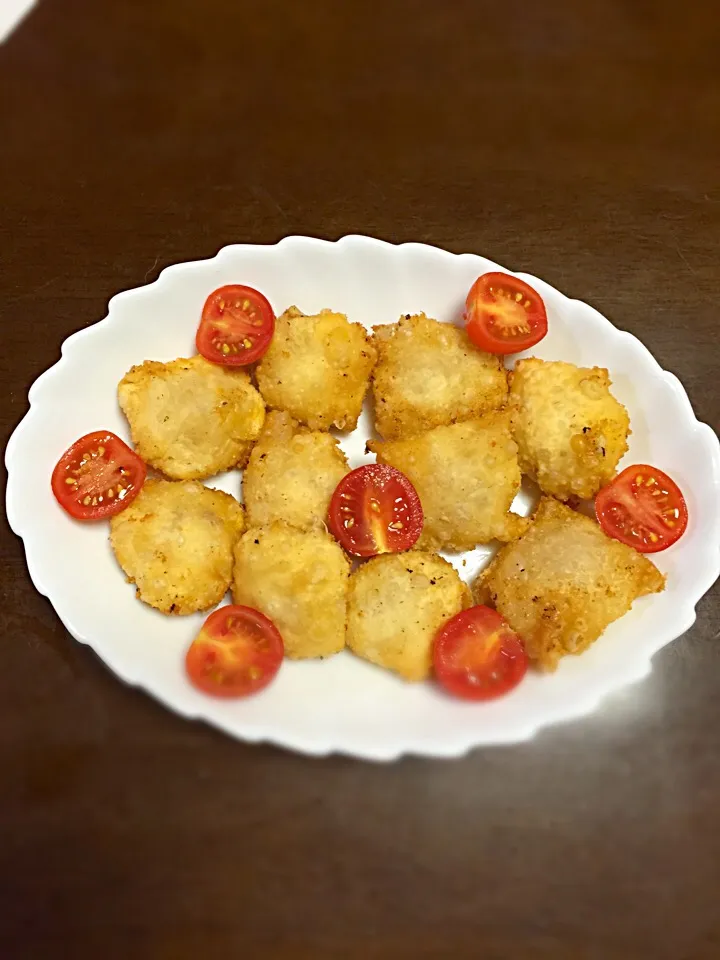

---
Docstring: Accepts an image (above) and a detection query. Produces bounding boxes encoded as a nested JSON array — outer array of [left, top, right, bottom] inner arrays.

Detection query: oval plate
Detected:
[[6, 236, 720, 760]]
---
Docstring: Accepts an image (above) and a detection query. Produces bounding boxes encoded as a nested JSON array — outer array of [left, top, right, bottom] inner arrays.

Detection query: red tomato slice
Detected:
[[196, 284, 275, 366], [186, 605, 284, 698], [433, 605, 528, 701], [595, 464, 688, 553], [327, 464, 423, 558], [51, 431, 146, 520], [465, 272, 548, 354]]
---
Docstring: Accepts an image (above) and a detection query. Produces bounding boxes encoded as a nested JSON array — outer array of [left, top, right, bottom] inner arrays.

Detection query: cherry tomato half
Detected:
[[327, 464, 423, 558], [185, 605, 284, 698], [51, 430, 146, 520], [196, 284, 275, 366], [465, 272, 548, 354], [433, 605, 528, 701], [595, 464, 688, 553]]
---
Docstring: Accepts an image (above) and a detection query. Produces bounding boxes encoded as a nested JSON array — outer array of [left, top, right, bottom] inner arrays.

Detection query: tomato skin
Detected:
[[186, 605, 284, 698], [51, 431, 146, 520], [327, 464, 423, 557], [595, 464, 688, 553], [433, 605, 528, 701], [465, 272, 548, 354], [196, 284, 275, 366]]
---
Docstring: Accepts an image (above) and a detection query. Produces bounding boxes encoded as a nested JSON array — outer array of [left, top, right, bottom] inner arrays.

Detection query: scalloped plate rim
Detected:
[[5, 234, 720, 761]]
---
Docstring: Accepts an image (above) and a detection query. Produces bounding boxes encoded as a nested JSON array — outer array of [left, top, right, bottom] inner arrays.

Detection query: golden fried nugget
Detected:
[[369, 410, 528, 551], [509, 358, 630, 501], [256, 306, 376, 430], [371, 313, 507, 438], [232, 522, 349, 659], [242, 411, 349, 530], [346, 551, 471, 681], [472, 497, 665, 671], [118, 355, 265, 480], [110, 479, 245, 615]]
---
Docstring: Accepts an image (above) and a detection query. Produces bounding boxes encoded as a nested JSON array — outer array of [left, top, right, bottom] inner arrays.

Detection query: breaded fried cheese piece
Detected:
[[509, 358, 630, 501], [233, 522, 349, 659], [472, 497, 665, 671], [369, 410, 528, 551], [110, 479, 245, 615], [256, 306, 376, 430], [243, 411, 349, 530], [118, 355, 265, 480], [346, 551, 471, 681], [372, 313, 508, 439]]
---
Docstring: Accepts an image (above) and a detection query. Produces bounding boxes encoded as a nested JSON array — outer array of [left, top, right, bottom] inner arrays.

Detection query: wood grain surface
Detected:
[[1, 2, 718, 958]]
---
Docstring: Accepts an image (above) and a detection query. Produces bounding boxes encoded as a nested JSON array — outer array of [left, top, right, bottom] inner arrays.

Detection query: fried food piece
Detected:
[[371, 313, 508, 439], [243, 411, 349, 530], [509, 358, 630, 501], [472, 497, 665, 671], [256, 306, 376, 430], [232, 522, 349, 659], [110, 479, 245, 615], [346, 551, 471, 681], [118, 355, 265, 480], [368, 410, 528, 551]]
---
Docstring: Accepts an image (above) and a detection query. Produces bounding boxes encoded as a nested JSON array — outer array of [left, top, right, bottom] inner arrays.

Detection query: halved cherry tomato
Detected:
[[433, 605, 528, 701], [186, 605, 284, 698], [465, 272, 548, 354], [196, 284, 275, 366], [595, 464, 688, 553], [51, 430, 146, 520], [327, 464, 423, 558]]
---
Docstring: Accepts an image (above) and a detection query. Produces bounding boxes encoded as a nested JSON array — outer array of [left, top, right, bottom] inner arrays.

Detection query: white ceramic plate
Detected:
[[6, 236, 720, 760]]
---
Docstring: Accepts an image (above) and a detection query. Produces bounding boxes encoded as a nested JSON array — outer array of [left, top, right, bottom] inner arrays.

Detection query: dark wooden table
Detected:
[[1, 2, 718, 957]]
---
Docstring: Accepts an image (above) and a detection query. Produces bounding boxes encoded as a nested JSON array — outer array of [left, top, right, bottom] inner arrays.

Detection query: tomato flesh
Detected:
[[465, 272, 547, 354], [328, 464, 423, 558], [595, 464, 688, 553], [433, 605, 528, 701], [196, 284, 275, 366], [51, 431, 146, 520], [186, 605, 284, 698]]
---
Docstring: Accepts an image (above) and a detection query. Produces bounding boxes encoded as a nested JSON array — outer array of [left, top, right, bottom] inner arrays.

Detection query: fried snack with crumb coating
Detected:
[[509, 358, 630, 501], [371, 313, 507, 439], [472, 497, 665, 671], [346, 551, 471, 681], [256, 306, 376, 430], [118, 355, 265, 480], [233, 522, 349, 659], [369, 410, 528, 551], [242, 411, 349, 530], [110, 478, 245, 615]]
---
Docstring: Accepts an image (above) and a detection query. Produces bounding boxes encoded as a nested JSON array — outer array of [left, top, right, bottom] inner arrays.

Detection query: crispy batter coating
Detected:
[[256, 306, 376, 430], [371, 313, 508, 439], [232, 522, 349, 659], [110, 478, 245, 615], [118, 355, 265, 480], [472, 497, 665, 671], [368, 410, 528, 551], [242, 411, 349, 530], [509, 358, 630, 501], [346, 551, 471, 681]]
